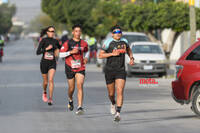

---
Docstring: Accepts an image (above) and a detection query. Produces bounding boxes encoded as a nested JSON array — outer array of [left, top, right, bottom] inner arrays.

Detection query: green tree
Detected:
[[41, 0, 200, 52], [120, 1, 190, 52], [91, 0, 122, 39], [42, 0, 99, 36], [0, 3, 16, 34], [27, 13, 67, 35], [42, 0, 67, 23]]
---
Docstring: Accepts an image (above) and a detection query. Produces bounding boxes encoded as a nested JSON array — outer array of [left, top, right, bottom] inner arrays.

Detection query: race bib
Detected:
[[71, 60, 81, 69], [44, 52, 54, 60]]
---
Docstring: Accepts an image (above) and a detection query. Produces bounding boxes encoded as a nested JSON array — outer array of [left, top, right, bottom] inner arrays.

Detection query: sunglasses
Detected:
[[113, 30, 122, 34], [48, 30, 55, 33]]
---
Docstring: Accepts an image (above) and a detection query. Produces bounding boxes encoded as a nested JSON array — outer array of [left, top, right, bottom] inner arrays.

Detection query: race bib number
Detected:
[[71, 60, 81, 69], [44, 52, 54, 60]]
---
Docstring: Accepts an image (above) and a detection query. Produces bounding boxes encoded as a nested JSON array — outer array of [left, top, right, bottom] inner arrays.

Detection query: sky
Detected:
[[9, 0, 41, 24]]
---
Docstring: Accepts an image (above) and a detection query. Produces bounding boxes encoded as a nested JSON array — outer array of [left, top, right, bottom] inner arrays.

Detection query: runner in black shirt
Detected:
[[99, 25, 134, 122], [36, 26, 60, 106]]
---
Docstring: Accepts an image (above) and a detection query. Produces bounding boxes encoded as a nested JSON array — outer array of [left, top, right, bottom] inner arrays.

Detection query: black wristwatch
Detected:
[[130, 57, 134, 60]]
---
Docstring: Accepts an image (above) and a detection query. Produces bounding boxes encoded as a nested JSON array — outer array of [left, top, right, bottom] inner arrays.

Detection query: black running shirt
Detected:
[[36, 37, 61, 61], [102, 38, 129, 73]]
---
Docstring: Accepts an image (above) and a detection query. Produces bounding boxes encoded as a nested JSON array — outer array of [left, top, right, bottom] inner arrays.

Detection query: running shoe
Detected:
[[42, 93, 48, 103], [76, 107, 84, 115], [68, 100, 74, 111], [48, 99, 53, 106], [110, 104, 116, 115], [114, 113, 121, 122]]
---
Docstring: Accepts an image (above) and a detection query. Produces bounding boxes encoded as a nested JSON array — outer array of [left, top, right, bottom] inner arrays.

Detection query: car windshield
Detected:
[[132, 45, 163, 54], [123, 35, 149, 43]]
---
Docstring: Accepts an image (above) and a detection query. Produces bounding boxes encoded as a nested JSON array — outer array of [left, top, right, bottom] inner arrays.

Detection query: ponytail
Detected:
[[40, 28, 48, 37]]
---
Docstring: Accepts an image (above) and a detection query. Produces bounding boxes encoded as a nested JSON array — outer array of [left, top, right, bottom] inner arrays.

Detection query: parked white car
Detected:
[[102, 32, 149, 45], [122, 32, 150, 43], [126, 42, 167, 77]]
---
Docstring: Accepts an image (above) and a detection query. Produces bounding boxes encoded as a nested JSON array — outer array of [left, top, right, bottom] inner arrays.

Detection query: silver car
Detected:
[[126, 42, 167, 77]]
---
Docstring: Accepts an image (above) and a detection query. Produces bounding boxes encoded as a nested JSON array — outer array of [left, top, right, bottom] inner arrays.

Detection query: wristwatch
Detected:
[[130, 57, 134, 60]]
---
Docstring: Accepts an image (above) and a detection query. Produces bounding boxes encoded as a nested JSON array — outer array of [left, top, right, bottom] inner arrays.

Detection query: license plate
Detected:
[[143, 65, 153, 70]]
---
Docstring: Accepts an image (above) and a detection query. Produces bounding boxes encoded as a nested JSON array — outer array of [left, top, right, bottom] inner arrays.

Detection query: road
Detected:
[[0, 39, 199, 133]]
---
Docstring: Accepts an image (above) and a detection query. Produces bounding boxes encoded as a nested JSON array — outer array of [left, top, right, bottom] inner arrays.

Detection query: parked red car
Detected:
[[172, 39, 200, 116]]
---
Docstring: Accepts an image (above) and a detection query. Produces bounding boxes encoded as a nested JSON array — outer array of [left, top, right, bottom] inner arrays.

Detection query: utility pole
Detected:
[[154, 0, 160, 40], [189, 0, 196, 45]]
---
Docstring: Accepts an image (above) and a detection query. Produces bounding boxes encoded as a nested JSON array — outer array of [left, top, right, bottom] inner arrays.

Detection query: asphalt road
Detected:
[[0, 39, 200, 133]]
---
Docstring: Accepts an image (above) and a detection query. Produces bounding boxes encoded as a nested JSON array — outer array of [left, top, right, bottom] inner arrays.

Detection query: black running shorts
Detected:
[[40, 60, 56, 74], [65, 64, 85, 79], [105, 72, 126, 85]]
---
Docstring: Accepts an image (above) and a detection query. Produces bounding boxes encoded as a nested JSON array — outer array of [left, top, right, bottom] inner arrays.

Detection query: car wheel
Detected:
[[158, 72, 166, 78], [192, 90, 200, 116]]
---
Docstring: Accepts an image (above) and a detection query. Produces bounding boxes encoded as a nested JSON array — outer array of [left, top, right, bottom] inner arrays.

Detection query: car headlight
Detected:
[[134, 60, 140, 63]]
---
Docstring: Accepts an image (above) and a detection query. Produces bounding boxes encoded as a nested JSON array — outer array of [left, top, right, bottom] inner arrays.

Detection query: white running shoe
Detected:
[[114, 112, 121, 122], [110, 104, 116, 115], [76, 107, 84, 115]]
